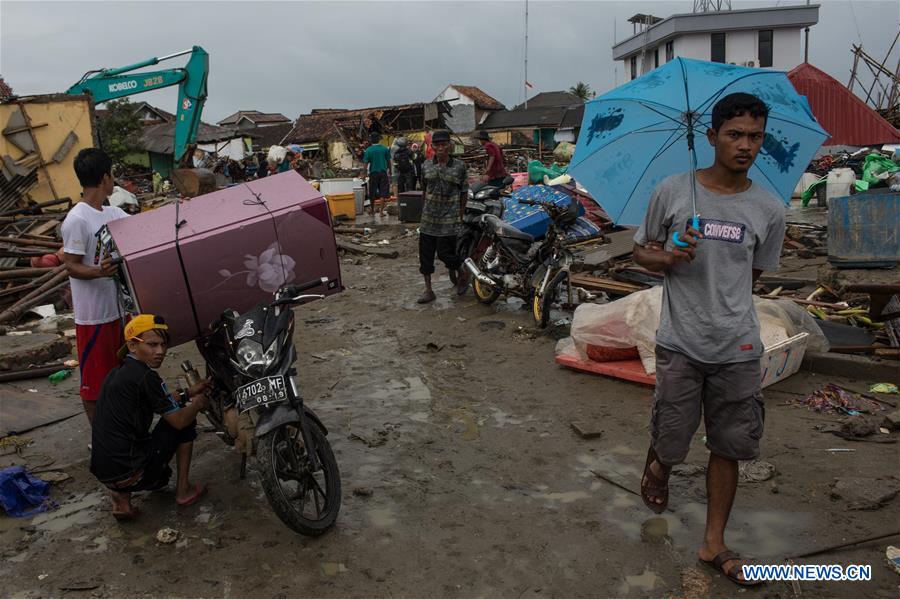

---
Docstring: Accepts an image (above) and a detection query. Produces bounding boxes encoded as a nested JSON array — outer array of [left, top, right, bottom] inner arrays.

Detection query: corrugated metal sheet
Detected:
[[788, 63, 900, 147]]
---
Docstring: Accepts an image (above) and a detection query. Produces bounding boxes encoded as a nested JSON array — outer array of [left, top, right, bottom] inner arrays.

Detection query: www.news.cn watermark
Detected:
[[742, 564, 872, 582]]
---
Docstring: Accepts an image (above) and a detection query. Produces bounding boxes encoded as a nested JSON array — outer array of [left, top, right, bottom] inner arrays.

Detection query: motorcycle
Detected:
[[463, 197, 581, 328], [187, 276, 341, 536], [451, 175, 514, 287]]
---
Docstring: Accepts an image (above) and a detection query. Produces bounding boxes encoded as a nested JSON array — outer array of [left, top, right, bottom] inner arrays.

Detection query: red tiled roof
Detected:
[[450, 85, 505, 110], [0, 77, 13, 100], [788, 63, 900, 147]]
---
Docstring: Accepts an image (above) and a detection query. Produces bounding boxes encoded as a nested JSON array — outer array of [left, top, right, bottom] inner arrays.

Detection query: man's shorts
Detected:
[[650, 345, 764, 465], [76, 319, 123, 402], [368, 171, 390, 200], [108, 418, 197, 493]]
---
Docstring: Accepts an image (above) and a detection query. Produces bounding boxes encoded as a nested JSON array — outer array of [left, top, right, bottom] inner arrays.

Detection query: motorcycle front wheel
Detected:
[[533, 269, 570, 328], [257, 419, 341, 536]]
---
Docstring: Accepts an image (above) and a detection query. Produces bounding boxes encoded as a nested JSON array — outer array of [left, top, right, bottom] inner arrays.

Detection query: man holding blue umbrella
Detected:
[[633, 93, 785, 587]]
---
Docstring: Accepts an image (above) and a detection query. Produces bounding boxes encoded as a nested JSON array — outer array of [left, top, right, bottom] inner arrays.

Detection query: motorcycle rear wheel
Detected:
[[258, 419, 341, 536], [473, 277, 501, 304], [533, 269, 570, 328], [472, 240, 501, 304]]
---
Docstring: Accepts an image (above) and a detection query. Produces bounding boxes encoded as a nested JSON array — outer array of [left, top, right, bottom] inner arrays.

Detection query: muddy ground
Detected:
[[2, 224, 899, 598]]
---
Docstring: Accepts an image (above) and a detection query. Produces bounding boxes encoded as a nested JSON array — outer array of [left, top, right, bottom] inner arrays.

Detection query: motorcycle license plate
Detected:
[[236, 376, 288, 413]]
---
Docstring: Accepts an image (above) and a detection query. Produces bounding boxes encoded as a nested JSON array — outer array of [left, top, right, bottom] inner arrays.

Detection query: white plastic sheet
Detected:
[[267, 145, 287, 164], [108, 185, 138, 209], [556, 287, 828, 374]]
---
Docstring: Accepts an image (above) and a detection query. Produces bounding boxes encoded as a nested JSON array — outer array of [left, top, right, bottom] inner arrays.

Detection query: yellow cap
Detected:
[[124, 314, 168, 341]]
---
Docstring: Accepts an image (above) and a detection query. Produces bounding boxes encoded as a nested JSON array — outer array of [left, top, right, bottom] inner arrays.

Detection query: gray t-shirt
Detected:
[[634, 172, 786, 364]]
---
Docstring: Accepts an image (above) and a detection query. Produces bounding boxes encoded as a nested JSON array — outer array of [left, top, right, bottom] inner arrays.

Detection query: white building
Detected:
[[612, 4, 820, 81], [432, 85, 505, 133]]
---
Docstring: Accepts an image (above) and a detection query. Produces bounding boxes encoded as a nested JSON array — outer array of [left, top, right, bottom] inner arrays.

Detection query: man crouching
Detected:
[[90, 314, 210, 520]]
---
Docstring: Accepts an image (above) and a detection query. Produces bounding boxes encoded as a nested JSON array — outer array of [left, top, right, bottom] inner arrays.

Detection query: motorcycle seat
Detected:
[[483, 214, 533, 243]]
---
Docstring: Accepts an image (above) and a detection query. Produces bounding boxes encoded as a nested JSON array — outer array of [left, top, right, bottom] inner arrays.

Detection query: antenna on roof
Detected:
[[693, 0, 731, 12]]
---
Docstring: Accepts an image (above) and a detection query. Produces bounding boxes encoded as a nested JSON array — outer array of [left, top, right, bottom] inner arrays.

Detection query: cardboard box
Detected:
[[107, 171, 342, 347]]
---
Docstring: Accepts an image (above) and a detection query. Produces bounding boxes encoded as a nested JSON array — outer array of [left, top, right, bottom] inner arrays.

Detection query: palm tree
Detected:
[[569, 81, 593, 102]]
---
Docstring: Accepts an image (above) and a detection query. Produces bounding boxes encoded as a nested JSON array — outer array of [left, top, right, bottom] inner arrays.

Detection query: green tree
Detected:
[[568, 81, 593, 102], [96, 98, 143, 164]]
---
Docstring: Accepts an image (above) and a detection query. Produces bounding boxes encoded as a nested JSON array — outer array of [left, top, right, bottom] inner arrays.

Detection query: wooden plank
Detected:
[[556, 353, 656, 386], [0, 386, 83, 437], [578, 228, 637, 267], [336, 239, 399, 259], [26, 219, 61, 238], [569, 274, 645, 296]]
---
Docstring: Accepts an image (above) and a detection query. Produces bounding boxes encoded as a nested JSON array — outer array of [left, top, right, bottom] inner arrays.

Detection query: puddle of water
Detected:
[[489, 407, 535, 428], [405, 377, 432, 401], [609, 444, 642, 457], [368, 508, 397, 528], [617, 567, 664, 594], [640, 517, 670, 544], [671, 502, 810, 558], [368, 377, 431, 403], [320, 562, 348, 576], [6, 551, 28, 563], [493, 297, 525, 313], [32, 492, 104, 533], [533, 490, 590, 504], [83, 535, 109, 553], [576, 452, 641, 481], [129, 534, 153, 548], [450, 409, 479, 441]]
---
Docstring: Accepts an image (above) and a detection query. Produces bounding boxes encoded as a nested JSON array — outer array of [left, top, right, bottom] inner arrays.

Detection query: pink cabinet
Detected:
[[107, 171, 342, 346]]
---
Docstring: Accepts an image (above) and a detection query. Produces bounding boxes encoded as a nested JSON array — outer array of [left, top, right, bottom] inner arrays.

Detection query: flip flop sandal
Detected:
[[700, 550, 763, 587], [112, 505, 140, 522], [176, 483, 207, 507], [641, 446, 670, 514]]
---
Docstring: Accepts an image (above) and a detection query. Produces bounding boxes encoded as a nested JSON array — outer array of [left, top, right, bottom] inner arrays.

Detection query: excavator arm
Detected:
[[66, 46, 209, 165]]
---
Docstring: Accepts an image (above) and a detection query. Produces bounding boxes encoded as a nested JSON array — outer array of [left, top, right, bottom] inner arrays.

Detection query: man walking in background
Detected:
[[418, 130, 469, 303], [362, 132, 392, 217]]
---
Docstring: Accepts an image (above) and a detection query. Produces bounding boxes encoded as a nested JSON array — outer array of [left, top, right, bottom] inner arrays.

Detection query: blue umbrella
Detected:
[[569, 58, 828, 234]]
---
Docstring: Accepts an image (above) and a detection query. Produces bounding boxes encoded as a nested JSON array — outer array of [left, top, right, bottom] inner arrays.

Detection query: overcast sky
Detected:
[[1, 1, 897, 123]]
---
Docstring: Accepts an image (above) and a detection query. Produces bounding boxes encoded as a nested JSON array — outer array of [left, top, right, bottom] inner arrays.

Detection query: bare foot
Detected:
[[175, 482, 207, 506], [109, 490, 138, 520]]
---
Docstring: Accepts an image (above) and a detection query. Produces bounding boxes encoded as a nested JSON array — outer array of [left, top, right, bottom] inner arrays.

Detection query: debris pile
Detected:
[[0, 203, 70, 324], [797, 383, 893, 415]]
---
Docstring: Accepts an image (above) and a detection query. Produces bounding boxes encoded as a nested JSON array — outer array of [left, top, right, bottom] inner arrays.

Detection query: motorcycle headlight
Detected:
[[235, 339, 278, 376]]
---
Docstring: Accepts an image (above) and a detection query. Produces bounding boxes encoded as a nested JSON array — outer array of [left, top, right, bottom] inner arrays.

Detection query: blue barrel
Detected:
[[827, 191, 900, 268]]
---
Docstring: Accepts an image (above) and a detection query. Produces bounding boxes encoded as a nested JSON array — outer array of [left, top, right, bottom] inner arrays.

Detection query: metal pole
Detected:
[[804, 0, 810, 63], [524, 0, 528, 110]]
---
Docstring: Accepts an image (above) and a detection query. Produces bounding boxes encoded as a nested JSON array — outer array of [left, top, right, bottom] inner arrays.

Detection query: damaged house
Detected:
[[433, 85, 505, 133], [137, 121, 254, 177], [481, 91, 585, 149], [282, 101, 451, 170]]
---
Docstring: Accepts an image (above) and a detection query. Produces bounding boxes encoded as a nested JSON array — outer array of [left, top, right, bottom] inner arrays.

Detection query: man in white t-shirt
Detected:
[[61, 148, 129, 424]]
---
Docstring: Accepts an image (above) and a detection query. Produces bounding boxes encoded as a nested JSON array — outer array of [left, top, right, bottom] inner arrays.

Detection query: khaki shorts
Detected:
[[650, 345, 764, 465]]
